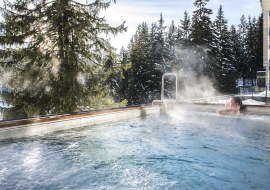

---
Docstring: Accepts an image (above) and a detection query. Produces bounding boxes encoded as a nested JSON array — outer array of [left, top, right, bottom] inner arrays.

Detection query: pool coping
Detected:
[[1, 103, 270, 140], [177, 102, 270, 115], [0, 104, 161, 140], [0, 105, 159, 128]]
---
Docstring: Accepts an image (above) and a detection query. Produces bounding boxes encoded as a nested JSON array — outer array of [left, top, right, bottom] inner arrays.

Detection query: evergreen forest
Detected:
[[0, 0, 264, 120]]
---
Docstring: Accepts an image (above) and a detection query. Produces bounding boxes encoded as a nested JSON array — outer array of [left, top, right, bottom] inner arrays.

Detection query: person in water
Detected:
[[217, 97, 246, 115]]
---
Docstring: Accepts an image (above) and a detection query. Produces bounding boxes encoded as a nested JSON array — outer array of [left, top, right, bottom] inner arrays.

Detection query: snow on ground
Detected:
[[241, 90, 269, 105], [240, 90, 269, 105], [253, 90, 270, 97], [243, 99, 266, 105]]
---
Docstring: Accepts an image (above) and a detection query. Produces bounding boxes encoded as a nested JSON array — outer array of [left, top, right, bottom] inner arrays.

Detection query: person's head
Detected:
[[230, 97, 245, 111], [230, 97, 242, 107]]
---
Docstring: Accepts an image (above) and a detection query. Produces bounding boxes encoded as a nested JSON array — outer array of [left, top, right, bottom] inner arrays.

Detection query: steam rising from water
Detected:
[[178, 70, 218, 100], [174, 47, 218, 100]]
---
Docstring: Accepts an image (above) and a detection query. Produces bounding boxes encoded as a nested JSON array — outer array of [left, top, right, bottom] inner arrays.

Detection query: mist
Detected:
[[173, 46, 219, 101], [177, 69, 218, 100]]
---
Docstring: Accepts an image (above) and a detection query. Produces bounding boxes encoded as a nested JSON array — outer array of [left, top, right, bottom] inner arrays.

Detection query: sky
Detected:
[[99, 0, 263, 52], [0, 0, 263, 52]]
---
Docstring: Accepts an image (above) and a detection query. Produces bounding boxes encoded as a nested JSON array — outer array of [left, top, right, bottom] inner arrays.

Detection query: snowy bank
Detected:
[[243, 99, 266, 105]]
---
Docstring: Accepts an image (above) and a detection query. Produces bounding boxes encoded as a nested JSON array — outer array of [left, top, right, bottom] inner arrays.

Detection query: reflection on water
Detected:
[[0, 111, 270, 189]]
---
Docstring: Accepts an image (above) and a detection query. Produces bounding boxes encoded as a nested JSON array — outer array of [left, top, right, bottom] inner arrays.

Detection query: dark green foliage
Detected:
[[0, 0, 127, 119], [236, 15, 249, 86], [190, 0, 213, 46], [246, 15, 264, 85], [128, 22, 160, 104], [189, 0, 213, 76], [0, 0, 264, 119], [227, 13, 263, 88], [126, 15, 174, 105], [116, 0, 263, 103], [103, 48, 130, 103], [255, 13, 264, 72], [179, 10, 191, 48], [210, 5, 236, 93]]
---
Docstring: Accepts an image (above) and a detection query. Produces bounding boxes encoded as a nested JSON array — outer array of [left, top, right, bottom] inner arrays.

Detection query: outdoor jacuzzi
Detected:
[[1, 109, 270, 189]]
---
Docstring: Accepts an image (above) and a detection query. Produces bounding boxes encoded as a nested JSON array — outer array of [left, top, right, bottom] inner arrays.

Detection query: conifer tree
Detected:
[[101, 52, 129, 108], [128, 23, 150, 104], [255, 13, 264, 72], [190, 0, 213, 46], [229, 24, 242, 81], [189, 0, 213, 76], [153, 14, 173, 97], [237, 15, 249, 87], [166, 20, 178, 70], [179, 10, 191, 48], [115, 47, 130, 102], [174, 10, 193, 73], [128, 18, 173, 104], [167, 20, 177, 57], [0, 0, 126, 119], [148, 22, 163, 100], [154, 13, 171, 73], [246, 16, 257, 85], [210, 5, 236, 93]]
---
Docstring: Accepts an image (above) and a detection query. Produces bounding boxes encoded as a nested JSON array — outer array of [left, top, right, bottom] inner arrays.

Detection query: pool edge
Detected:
[[0, 105, 161, 140]]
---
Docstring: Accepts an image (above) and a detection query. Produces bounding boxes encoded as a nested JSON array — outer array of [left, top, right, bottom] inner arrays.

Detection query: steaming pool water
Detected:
[[1, 110, 270, 189]]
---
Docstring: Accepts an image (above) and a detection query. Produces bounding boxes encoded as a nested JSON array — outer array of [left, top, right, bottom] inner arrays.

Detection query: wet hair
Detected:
[[232, 97, 246, 112]]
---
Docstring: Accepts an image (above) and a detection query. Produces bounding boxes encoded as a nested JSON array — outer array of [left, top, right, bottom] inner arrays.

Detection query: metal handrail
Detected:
[[161, 73, 178, 102], [152, 73, 178, 111]]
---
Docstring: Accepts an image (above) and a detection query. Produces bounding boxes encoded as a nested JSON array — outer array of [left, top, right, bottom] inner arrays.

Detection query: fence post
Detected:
[[252, 86, 253, 99], [266, 86, 268, 105]]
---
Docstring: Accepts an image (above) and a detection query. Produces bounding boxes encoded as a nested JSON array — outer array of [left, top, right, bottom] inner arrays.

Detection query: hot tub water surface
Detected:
[[0, 110, 270, 189]]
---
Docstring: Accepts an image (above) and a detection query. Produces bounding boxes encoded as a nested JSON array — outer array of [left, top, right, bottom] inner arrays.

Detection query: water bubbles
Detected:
[[1, 114, 270, 189]]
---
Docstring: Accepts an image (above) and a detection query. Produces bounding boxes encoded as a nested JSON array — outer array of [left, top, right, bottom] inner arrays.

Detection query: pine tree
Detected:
[[229, 24, 242, 81], [211, 5, 236, 93], [189, 0, 213, 76], [174, 10, 193, 73], [179, 10, 191, 48], [190, 0, 213, 46], [255, 13, 264, 71], [148, 22, 163, 100], [154, 13, 171, 73], [100, 53, 129, 109], [246, 16, 256, 85], [128, 17, 174, 104], [128, 23, 151, 104], [237, 15, 249, 87], [115, 47, 130, 102], [166, 20, 178, 71], [167, 20, 177, 58], [0, 0, 126, 119]]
